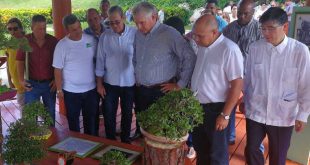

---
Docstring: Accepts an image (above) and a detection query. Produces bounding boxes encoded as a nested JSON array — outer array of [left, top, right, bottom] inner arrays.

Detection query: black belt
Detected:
[[136, 77, 177, 88], [29, 78, 53, 83]]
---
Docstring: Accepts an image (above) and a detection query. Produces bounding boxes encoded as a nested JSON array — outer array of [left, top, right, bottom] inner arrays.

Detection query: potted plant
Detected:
[[2, 118, 48, 165], [100, 150, 130, 165], [22, 101, 53, 140], [136, 88, 204, 165]]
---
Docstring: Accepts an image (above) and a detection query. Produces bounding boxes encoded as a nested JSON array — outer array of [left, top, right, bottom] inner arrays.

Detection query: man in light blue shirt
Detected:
[[96, 6, 136, 143], [204, 1, 228, 32], [84, 8, 105, 41]]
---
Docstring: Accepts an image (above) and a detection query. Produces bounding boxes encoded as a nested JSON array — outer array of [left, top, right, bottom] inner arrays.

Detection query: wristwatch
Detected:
[[220, 112, 230, 120]]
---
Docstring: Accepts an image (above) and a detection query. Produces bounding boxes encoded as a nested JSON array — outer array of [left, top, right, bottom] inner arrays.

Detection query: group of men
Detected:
[[8, 0, 310, 165]]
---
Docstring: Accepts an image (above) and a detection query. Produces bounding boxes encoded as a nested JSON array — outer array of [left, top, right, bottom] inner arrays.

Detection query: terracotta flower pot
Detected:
[[140, 128, 188, 165]]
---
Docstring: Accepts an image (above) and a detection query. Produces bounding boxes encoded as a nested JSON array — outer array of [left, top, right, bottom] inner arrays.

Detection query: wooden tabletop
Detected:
[[35, 128, 144, 165]]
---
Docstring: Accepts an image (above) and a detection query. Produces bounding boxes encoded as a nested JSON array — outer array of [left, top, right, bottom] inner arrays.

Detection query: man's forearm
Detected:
[[54, 68, 63, 91], [222, 78, 243, 115], [16, 61, 25, 82]]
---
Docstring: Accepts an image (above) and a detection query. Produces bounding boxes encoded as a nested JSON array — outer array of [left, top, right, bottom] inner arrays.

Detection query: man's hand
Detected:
[[20, 80, 32, 91], [295, 120, 306, 133], [97, 83, 106, 98], [215, 115, 229, 131], [49, 80, 56, 92], [160, 83, 180, 93], [57, 90, 64, 99]]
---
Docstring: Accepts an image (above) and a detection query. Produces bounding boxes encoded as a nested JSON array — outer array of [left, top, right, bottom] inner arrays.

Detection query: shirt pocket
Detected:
[[278, 92, 298, 120], [282, 68, 298, 92]]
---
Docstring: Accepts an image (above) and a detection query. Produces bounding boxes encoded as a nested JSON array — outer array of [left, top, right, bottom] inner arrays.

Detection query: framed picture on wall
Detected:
[[289, 7, 310, 48]]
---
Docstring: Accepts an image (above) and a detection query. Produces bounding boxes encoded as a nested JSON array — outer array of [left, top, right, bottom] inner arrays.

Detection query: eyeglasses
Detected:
[[259, 25, 282, 32], [108, 20, 121, 26], [7, 27, 19, 31]]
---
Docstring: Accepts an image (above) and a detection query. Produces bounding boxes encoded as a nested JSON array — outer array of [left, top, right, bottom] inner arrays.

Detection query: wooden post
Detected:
[[52, 0, 71, 115], [306, 0, 310, 6]]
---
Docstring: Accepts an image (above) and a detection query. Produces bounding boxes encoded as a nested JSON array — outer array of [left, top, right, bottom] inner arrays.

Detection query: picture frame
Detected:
[[289, 7, 310, 49], [92, 145, 141, 162], [49, 137, 103, 158]]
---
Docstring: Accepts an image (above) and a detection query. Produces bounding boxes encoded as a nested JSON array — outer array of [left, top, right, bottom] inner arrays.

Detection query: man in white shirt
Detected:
[[191, 14, 243, 165], [244, 7, 310, 165], [53, 14, 99, 136], [96, 6, 136, 144]]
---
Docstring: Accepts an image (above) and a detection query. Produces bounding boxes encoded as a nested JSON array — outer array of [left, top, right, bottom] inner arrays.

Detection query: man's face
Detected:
[[7, 22, 23, 38], [237, 4, 254, 26], [260, 20, 287, 45], [192, 23, 216, 47], [31, 22, 46, 39], [206, 3, 217, 15], [87, 11, 101, 31], [67, 21, 83, 40], [109, 12, 125, 34], [232, 6, 237, 15], [134, 13, 157, 34], [101, 2, 110, 12]]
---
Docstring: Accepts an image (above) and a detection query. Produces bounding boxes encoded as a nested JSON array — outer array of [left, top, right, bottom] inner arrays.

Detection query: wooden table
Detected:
[[36, 128, 144, 165]]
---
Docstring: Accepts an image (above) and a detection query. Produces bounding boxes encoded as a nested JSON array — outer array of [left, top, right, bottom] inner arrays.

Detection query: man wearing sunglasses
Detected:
[[16, 15, 58, 125], [96, 6, 136, 144]]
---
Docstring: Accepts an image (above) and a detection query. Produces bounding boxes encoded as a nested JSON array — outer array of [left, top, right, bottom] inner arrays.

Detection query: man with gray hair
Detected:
[[53, 14, 99, 136], [131, 2, 196, 139]]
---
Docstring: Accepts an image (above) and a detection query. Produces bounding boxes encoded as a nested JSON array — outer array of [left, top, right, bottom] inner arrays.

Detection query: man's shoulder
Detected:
[[287, 37, 309, 52], [46, 34, 58, 42]]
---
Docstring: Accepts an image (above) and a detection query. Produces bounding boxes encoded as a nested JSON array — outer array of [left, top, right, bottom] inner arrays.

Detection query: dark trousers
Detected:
[[245, 118, 293, 165], [103, 83, 134, 142], [63, 88, 99, 136], [192, 103, 229, 165], [134, 86, 164, 133]]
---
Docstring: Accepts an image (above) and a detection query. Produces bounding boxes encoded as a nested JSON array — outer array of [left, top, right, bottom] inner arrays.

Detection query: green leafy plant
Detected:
[[23, 101, 54, 127], [100, 150, 131, 165], [2, 119, 47, 164], [136, 88, 204, 140], [0, 85, 11, 94]]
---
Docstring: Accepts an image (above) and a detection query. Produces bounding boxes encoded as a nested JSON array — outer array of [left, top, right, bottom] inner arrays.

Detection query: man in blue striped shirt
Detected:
[[131, 2, 196, 139], [96, 6, 137, 143]]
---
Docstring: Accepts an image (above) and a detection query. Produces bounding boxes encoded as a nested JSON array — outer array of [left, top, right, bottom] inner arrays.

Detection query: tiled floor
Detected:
[[0, 99, 302, 165]]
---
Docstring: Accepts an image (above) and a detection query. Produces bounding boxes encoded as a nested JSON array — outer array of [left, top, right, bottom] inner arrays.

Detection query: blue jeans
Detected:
[[192, 103, 229, 165], [63, 88, 99, 136], [25, 80, 56, 126], [103, 83, 134, 143]]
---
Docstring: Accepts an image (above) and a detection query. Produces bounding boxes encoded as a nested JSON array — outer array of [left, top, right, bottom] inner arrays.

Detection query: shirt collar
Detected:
[[112, 24, 128, 36], [267, 35, 288, 54], [149, 21, 160, 35], [207, 34, 224, 50]]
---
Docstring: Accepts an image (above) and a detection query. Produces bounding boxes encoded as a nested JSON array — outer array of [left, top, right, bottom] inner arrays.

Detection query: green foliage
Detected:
[[100, 150, 131, 165], [0, 17, 10, 51], [0, 85, 11, 94], [136, 88, 204, 140], [23, 101, 54, 126], [0, 8, 87, 31], [164, 7, 191, 25], [2, 119, 47, 164]]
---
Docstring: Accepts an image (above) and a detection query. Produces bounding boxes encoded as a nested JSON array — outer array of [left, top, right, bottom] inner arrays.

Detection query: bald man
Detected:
[[191, 14, 243, 165]]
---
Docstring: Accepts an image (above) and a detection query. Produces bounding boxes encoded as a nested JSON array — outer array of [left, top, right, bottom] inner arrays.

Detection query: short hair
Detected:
[[108, 5, 124, 17], [205, 0, 218, 7], [31, 15, 46, 25], [100, 0, 110, 6], [62, 14, 79, 29], [259, 7, 288, 25], [132, 2, 157, 17], [231, 4, 237, 10], [164, 16, 185, 35], [86, 8, 100, 18], [7, 17, 23, 30]]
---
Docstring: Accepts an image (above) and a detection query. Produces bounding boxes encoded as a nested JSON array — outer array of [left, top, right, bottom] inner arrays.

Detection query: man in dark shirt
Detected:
[[16, 15, 58, 124]]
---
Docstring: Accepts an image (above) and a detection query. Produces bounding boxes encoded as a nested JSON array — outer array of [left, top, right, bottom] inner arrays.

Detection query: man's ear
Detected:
[[283, 22, 289, 35]]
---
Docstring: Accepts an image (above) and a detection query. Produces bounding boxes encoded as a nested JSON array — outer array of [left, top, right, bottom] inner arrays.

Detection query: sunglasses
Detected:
[[7, 27, 19, 31]]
